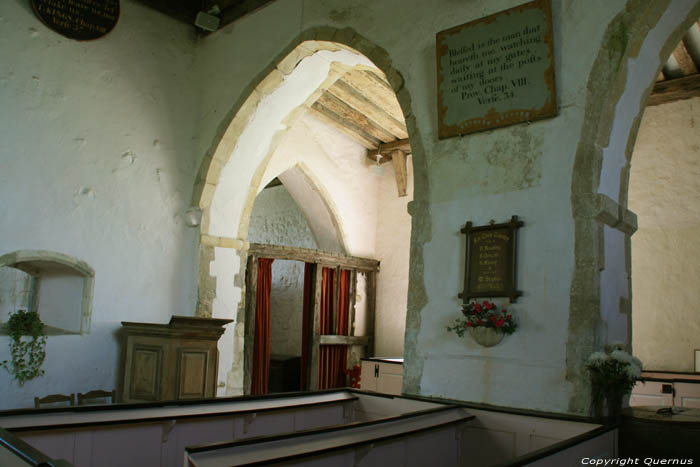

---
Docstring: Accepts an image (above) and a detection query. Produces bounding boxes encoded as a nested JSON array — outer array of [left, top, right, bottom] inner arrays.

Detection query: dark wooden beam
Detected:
[[328, 79, 408, 139], [647, 74, 700, 106], [391, 149, 408, 198], [309, 265, 322, 390], [365, 272, 377, 357], [248, 243, 380, 272], [316, 93, 396, 144], [365, 138, 411, 164]]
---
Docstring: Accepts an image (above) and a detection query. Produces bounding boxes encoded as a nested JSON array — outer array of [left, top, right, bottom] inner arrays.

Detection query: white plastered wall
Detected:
[[374, 158, 413, 358], [2, 0, 692, 414], [194, 0, 641, 412], [0, 0, 200, 408], [629, 97, 700, 372], [248, 185, 317, 357]]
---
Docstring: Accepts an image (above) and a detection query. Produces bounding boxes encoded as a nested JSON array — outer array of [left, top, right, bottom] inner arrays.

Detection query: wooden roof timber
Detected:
[[307, 104, 380, 149], [247, 243, 379, 271], [365, 139, 411, 164], [327, 79, 408, 139], [672, 41, 698, 76], [647, 73, 700, 106], [315, 92, 397, 143], [342, 70, 406, 124]]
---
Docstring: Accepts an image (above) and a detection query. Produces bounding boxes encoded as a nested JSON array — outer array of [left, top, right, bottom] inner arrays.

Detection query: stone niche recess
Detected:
[[0, 250, 94, 335]]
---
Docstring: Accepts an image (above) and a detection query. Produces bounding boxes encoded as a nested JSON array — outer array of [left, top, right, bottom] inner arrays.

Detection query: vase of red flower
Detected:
[[447, 300, 517, 347]]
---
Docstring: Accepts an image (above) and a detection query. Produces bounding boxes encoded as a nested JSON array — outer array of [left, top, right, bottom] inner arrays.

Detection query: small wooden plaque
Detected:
[[31, 0, 120, 41], [459, 216, 523, 303], [436, 0, 556, 138]]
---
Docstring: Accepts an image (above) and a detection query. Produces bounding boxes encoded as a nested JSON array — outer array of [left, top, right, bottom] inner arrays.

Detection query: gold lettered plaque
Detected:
[[459, 216, 523, 303], [31, 0, 120, 41], [436, 0, 556, 138]]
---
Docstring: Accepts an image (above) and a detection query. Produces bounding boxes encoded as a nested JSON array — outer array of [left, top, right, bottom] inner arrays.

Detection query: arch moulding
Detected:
[[568, 0, 700, 414], [189, 26, 429, 396]]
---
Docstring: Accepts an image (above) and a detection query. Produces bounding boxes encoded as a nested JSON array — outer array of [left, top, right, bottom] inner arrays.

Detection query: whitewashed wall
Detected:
[[1, 0, 693, 414], [374, 159, 413, 358], [248, 185, 317, 357], [191, 0, 664, 413], [629, 97, 700, 373], [0, 0, 200, 409], [0, 268, 33, 321]]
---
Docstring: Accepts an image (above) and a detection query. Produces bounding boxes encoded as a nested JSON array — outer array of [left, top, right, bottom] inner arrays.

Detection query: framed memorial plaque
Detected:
[[436, 0, 556, 138], [459, 216, 523, 303], [31, 0, 120, 41]]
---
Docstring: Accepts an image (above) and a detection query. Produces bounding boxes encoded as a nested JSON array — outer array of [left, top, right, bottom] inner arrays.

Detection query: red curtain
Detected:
[[300, 262, 314, 390], [251, 258, 274, 396], [318, 268, 335, 389], [319, 268, 351, 389]]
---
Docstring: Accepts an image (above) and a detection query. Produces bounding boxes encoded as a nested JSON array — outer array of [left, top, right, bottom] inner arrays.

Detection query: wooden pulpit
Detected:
[[120, 316, 232, 402]]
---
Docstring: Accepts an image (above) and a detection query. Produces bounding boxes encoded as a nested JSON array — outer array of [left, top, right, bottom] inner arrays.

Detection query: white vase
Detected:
[[469, 327, 505, 347]]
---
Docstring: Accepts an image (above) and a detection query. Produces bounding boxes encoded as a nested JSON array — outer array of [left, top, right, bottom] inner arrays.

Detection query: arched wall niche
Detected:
[[0, 250, 95, 335], [192, 28, 423, 396], [568, 0, 700, 414]]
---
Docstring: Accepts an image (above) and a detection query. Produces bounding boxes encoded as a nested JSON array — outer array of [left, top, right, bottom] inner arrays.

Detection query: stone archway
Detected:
[[567, 1, 700, 414], [191, 29, 424, 396]]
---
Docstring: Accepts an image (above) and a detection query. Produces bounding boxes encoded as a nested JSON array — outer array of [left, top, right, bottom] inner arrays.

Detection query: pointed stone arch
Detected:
[[190, 27, 428, 395], [568, 0, 700, 414]]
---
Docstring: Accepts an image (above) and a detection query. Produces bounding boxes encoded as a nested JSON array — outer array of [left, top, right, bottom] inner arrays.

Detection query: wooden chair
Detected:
[[34, 393, 75, 408], [77, 389, 116, 405]]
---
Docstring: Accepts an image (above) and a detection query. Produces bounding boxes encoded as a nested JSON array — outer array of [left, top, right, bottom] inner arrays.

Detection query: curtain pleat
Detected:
[[251, 258, 274, 396], [300, 262, 314, 390], [319, 268, 351, 389], [318, 267, 335, 389]]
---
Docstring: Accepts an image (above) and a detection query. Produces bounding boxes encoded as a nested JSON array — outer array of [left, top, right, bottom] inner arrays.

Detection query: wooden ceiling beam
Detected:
[[365, 138, 411, 164], [328, 80, 408, 139], [391, 149, 408, 197], [306, 104, 380, 150], [647, 73, 700, 106], [315, 93, 396, 144], [673, 42, 698, 76], [341, 71, 406, 124]]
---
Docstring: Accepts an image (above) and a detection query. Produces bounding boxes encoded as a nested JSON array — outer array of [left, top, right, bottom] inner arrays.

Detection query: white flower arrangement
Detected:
[[587, 346, 643, 416]]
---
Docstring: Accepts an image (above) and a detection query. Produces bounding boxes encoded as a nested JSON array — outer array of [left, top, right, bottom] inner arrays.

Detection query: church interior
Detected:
[[1, 0, 699, 464]]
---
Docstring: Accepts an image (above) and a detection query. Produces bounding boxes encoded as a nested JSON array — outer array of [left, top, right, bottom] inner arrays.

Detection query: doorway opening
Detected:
[[629, 22, 700, 375], [197, 37, 413, 396]]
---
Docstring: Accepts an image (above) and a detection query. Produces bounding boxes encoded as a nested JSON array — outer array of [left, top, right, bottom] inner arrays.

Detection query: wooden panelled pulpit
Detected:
[[120, 316, 232, 402]]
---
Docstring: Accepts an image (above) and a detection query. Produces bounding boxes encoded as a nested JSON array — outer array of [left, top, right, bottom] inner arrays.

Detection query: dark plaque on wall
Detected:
[[31, 0, 120, 41], [459, 216, 523, 303], [436, 0, 556, 138]]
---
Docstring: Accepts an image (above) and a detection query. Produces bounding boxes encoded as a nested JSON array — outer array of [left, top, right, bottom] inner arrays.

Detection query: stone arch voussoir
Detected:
[[567, 0, 700, 415], [189, 26, 429, 397]]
